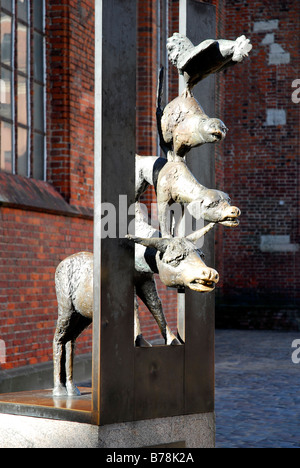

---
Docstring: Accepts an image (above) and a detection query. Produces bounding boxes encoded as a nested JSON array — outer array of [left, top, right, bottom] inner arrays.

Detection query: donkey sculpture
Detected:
[[53, 204, 219, 396]]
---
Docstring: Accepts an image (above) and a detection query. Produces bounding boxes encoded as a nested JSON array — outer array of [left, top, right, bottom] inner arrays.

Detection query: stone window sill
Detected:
[[0, 172, 93, 220]]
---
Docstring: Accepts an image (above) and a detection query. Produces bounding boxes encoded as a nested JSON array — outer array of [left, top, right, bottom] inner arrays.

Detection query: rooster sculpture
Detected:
[[167, 33, 252, 93]]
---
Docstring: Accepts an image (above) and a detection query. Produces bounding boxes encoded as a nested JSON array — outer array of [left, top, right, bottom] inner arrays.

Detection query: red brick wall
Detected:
[[216, 0, 300, 328], [0, 0, 95, 371], [46, 0, 94, 209], [136, 0, 159, 156], [0, 208, 93, 369], [46, 2, 71, 202]]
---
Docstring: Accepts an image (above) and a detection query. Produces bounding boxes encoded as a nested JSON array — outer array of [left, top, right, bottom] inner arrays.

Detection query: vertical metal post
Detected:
[[92, 0, 136, 426], [92, 0, 216, 427], [179, 0, 216, 414]]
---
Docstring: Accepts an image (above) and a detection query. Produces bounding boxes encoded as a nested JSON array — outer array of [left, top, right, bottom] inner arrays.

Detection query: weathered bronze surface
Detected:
[[136, 154, 241, 237], [53, 253, 93, 397], [92, 0, 136, 426], [50, 0, 252, 422], [0, 389, 92, 423], [53, 204, 219, 396], [1, 1, 246, 427], [134, 346, 185, 421], [161, 93, 227, 157], [167, 32, 252, 92], [94, 3, 250, 425]]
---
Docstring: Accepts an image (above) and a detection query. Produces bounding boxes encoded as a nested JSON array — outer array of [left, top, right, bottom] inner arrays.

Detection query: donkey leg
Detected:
[[136, 276, 180, 345], [65, 340, 81, 396], [65, 314, 92, 396], [53, 325, 67, 396], [134, 290, 152, 347], [53, 275, 73, 396]]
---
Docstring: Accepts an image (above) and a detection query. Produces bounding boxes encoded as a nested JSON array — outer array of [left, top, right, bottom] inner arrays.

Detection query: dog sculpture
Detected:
[[136, 155, 240, 237]]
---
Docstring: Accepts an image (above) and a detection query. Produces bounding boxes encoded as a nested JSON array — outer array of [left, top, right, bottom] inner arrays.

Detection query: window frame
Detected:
[[0, 4, 15, 173], [32, 0, 46, 180], [16, 0, 31, 177], [0, 0, 46, 180]]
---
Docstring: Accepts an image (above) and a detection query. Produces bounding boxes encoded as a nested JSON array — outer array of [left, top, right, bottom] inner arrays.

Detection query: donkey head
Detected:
[[127, 223, 219, 293]]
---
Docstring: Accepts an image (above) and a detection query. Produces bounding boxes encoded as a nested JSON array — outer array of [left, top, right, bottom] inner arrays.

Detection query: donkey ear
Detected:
[[126, 234, 169, 253], [186, 222, 216, 242]]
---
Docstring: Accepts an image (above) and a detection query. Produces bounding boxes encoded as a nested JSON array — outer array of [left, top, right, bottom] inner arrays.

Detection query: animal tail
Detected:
[[156, 67, 171, 157]]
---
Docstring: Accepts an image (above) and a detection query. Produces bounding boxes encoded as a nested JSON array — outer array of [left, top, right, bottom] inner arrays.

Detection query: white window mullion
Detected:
[[11, 0, 16, 173], [27, 0, 31, 178], [42, 0, 46, 181]]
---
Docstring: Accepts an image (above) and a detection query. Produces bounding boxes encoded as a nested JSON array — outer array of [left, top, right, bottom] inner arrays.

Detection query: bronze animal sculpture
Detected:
[[156, 159, 240, 237], [161, 93, 228, 158], [156, 67, 227, 159], [135, 155, 240, 237], [167, 33, 252, 93], [52, 31, 248, 398], [156, 34, 252, 158], [53, 205, 219, 397]]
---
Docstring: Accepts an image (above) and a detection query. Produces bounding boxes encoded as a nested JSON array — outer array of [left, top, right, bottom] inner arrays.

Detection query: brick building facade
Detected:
[[0, 0, 94, 377], [0, 0, 299, 385], [215, 0, 300, 329]]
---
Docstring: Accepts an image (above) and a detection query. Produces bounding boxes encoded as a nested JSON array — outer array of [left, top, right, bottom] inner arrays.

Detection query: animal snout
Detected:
[[230, 206, 241, 217], [201, 268, 219, 284], [213, 130, 224, 140], [225, 205, 241, 218]]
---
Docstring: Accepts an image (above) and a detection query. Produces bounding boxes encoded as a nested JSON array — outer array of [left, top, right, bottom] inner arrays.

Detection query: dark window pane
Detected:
[[2, 0, 13, 13], [33, 133, 45, 180], [34, 32, 44, 82], [33, 0, 44, 31], [34, 83, 44, 132], [1, 13, 12, 66], [17, 126, 28, 176], [17, 0, 29, 24]]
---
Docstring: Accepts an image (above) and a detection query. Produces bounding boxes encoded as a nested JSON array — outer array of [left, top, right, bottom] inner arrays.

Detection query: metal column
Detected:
[[92, 0, 216, 426], [92, 0, 137, 426]]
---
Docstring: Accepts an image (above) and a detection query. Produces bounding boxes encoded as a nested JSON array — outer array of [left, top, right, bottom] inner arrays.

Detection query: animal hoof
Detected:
[[53, 384, 68, 397], [66, 382, 81, 397], [170, 337, 181, 346], [177, 332, 185, 344], [135, 334, 152, 347]]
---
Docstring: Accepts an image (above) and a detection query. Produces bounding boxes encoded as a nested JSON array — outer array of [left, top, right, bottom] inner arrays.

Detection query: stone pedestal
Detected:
[[0, 412, 215, 448]]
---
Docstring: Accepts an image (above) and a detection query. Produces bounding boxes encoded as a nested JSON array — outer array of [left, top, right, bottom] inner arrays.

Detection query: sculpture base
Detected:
[[0, 407, 215, 448], [0, 388, 92, 424]]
